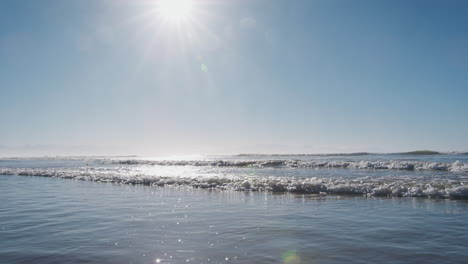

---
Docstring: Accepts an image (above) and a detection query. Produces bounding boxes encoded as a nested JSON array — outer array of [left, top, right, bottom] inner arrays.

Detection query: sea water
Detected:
[[1, 154, 468, 263]]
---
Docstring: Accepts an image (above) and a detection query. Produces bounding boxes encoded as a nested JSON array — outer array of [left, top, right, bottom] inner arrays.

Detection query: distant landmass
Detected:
[[400, 150, 440, 155], [235, 150, 468, 156]]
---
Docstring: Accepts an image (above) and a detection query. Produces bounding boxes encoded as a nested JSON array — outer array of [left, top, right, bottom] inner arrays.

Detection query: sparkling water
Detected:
[[1, 154, 468, 263]]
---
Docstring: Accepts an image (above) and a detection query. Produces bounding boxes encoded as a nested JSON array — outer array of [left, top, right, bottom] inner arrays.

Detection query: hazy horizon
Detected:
[[0, 143, 466, 158]]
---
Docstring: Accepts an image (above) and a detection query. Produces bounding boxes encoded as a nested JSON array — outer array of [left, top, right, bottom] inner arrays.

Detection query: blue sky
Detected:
[[1, 0, 467, 156]]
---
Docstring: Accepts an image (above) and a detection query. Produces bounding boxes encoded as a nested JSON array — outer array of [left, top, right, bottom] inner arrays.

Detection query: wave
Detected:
[[236, 152, 372, 157], [110, 159, 468, 172], [1, 168, 467, 199]]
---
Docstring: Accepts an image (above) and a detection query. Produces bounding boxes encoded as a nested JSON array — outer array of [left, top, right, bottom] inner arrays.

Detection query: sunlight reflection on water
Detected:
[[1, 175, 468, 264]]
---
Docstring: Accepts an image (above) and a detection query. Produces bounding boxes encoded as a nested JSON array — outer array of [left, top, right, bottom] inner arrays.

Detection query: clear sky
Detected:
[[1, 0, 467, 156]]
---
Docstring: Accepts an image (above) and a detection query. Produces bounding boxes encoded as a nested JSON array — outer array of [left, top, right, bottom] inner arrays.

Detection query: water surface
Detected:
[[1, 175, 468, 264]]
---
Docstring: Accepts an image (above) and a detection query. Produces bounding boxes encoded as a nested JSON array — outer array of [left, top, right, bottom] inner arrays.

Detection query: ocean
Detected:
[[1, 153, 468, 263]]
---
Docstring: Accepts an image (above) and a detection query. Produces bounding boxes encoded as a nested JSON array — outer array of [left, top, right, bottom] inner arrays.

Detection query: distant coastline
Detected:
[[237, 150, 468, 156], [400, 150, 440, 155]]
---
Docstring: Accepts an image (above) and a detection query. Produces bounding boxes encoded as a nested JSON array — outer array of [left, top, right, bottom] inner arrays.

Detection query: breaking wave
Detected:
[[236, 152, 372, 156], [1, 167, 467, 199], [111, 159, 468, 172]]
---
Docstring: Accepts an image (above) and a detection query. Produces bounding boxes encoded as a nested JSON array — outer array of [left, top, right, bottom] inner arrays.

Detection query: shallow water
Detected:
[[1, 175, 468, 264]]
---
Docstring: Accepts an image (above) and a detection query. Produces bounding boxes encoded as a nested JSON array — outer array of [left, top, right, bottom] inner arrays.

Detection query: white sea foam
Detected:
[[1, 167, 466, 199], [110, 159, 468, 172]]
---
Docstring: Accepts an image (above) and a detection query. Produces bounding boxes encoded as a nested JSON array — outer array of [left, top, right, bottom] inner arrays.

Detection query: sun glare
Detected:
[[157, 0, 194, 22]]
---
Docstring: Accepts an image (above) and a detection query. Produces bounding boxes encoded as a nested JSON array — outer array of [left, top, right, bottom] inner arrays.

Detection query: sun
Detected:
[[157, 0, 194, 22]]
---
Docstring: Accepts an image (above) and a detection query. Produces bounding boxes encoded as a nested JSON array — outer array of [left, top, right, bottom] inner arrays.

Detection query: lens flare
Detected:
[[282, 251, 301, 264]]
